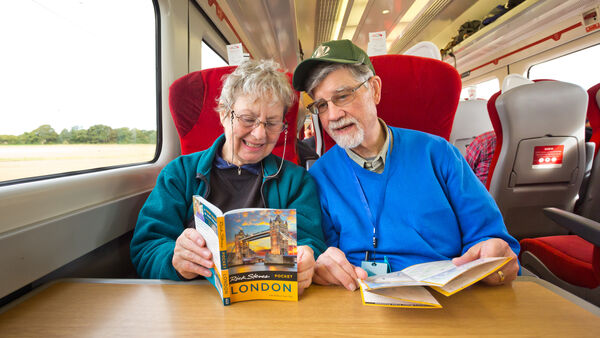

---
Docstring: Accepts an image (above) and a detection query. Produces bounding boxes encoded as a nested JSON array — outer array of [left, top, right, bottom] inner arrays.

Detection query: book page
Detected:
[[358, 280, 441, 308], [400, 260, 457, 285], [420, 257, 507, 286], [224, 209, 298, 303], [223, 207, 271, 215], [361, 270, 427, 290], [193, 195, 224, 299], [402, 257, 508, 286], [193, 195, 224, 217], [194, 213, 222, 276], [432, 257, 511, 296]]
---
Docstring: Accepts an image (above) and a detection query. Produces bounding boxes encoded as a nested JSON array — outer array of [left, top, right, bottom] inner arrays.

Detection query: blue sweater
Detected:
[[131, 135, 327, 280], [309, 127, 519, 271]]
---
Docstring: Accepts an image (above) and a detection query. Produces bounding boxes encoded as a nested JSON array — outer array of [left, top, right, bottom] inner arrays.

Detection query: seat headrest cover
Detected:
[[403, 41, 442, 60], [450, 99, 492, 144], [502, 74, 533, 93]]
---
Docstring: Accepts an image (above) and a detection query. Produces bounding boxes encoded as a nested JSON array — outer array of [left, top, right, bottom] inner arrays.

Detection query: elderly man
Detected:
[[292, 40, 519, 291]]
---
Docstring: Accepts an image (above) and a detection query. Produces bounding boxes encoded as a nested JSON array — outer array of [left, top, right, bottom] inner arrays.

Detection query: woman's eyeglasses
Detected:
[[231, 111, 287, 133], [307, 77, 370, 115]]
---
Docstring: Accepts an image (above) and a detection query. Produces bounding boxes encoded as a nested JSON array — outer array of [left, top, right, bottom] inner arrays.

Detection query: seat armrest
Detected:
[[543, 207, 600, 247], [585, 142, 596, 174]]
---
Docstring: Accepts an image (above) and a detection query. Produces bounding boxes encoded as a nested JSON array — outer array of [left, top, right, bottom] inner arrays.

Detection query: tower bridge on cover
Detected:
[[229, 214, 296, 266]]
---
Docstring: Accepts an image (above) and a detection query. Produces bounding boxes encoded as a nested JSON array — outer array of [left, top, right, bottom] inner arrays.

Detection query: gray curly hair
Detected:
[[216, 59, 295, 118]]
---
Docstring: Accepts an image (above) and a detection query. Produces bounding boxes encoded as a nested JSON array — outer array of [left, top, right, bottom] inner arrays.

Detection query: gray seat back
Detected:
[[450, 99, 493, 156], [488, 80, 588, 239]]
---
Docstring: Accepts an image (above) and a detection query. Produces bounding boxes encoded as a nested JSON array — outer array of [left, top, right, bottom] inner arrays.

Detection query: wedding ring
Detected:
[[497, 270, 505, 283]]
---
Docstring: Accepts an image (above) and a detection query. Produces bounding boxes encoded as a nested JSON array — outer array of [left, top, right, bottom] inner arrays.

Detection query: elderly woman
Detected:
[[130, 59, 326, 294]]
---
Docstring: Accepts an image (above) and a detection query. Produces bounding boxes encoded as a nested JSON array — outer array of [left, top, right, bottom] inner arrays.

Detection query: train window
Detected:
[[0, 0, 157, 184], [528, 44, 600, 89], [202, 41, 228, 69], [460, 78, 500, 100]]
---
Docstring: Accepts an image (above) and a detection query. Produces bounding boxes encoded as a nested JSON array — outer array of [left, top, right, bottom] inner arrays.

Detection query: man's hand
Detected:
[[452, 238, 518, 285], [313, 247, 368, 291], [297, 245, 315, 296], [172, 228, 214, 280]]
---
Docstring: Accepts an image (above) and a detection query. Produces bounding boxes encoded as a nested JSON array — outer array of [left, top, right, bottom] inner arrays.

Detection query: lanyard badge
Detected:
[[361, 256, 391, 276]]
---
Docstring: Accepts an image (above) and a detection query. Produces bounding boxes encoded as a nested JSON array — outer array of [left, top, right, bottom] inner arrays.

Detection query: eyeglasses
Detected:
[[307, 77, 370, 115], [231, 111, 287, 133]]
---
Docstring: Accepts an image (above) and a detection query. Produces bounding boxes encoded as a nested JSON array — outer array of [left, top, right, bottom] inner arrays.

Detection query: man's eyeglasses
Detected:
[[307, 77, 371, 115], [231, 111, 287, 133]]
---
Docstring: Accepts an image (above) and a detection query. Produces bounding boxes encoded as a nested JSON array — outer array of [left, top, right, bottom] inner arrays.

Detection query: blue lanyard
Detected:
[[343, 130, 393, 261]]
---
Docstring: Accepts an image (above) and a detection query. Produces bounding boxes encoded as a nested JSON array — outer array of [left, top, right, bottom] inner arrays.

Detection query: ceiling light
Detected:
[[386, 0, 429, 46], [382, 9, 390, 14], [332, 0, 349, 40], [341, 0, 369, 41]]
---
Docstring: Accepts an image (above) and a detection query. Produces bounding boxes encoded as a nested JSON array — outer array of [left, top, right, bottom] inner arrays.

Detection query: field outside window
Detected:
[[0, 0, 157, 183]]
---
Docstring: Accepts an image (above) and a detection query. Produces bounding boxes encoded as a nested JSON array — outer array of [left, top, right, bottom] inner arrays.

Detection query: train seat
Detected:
[[486, 79, 588, 239], [449, 99, 492, 156], [168, 66, 300, 163], [465, 75, 533, 183], [313, 54, 461, 154], [519, 86, 600, 305], [519, 207, 600, 306]]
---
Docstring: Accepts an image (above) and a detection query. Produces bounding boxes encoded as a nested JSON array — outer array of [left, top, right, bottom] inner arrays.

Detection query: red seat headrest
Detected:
[[320, 54, 461, 152], [169, 66, 299, 163]]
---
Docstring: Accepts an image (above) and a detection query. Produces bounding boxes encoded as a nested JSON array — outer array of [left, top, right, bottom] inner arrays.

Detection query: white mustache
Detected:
[[328, 116, 358, 131]]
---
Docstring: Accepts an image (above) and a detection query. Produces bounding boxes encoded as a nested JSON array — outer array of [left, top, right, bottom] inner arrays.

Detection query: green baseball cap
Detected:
[[292, 39, 375, 92]]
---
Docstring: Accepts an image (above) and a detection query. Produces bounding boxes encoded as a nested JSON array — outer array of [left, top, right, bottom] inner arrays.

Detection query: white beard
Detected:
[[327, 116, 364, 149]]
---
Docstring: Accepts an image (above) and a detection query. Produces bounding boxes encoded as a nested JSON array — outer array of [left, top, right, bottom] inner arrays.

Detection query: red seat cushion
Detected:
[[520, 235, 600, 289], [169, 66, 299, 163]]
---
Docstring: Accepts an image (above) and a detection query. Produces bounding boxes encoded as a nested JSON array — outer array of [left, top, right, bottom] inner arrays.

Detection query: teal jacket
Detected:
[[131, 135, 327, 280]]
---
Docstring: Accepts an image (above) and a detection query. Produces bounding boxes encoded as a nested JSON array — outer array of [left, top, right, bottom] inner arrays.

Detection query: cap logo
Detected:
[[312, 45, 330, 58]]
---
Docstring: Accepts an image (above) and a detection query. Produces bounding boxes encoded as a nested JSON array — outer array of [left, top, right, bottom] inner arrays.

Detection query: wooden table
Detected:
[[1, 277, 599, 337]]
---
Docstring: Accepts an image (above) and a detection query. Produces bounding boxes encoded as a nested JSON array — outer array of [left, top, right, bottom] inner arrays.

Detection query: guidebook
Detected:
[[358, 256, 512, 308], [192, 195, 298, 305]]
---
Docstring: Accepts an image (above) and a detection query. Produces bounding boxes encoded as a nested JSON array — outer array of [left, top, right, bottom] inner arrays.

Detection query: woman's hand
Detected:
[[172, 228, 214, 280], [297, 245, 315, 295]]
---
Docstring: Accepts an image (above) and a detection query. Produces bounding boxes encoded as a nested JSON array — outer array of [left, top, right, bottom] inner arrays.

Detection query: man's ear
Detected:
[[371, 75, 382, 105]]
